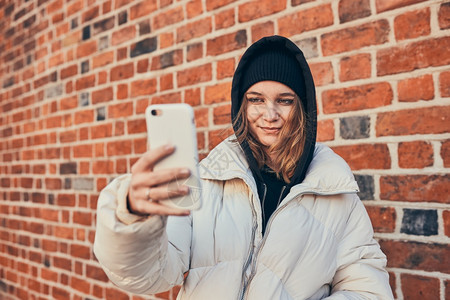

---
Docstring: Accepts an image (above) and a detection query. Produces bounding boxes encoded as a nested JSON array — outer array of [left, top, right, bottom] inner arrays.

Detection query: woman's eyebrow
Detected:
[[245, 91, 263, 96], [279, 92, 296, 97]]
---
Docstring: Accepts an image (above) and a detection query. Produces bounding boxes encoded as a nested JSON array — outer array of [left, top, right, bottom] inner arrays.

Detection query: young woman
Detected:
[[94, 36, 393, 299]]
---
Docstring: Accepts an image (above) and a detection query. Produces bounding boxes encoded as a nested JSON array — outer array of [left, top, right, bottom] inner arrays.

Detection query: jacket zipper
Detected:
[[238, 183, 267, 300], [242, 192, 303, 299]]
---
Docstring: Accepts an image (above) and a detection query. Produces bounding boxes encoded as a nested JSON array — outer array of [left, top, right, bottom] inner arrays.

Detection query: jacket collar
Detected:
[[199, 135, 359, 197]]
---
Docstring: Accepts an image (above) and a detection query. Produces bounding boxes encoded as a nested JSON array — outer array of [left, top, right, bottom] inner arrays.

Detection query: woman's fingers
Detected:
[[141, 184, 189, 202], [131, 168, 190, 189], [131, 144, 175, 173], [133, 199, 190, 216]]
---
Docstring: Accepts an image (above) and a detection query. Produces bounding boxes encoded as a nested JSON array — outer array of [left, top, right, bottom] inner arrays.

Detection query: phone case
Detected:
[[145, 103, 202, 210]]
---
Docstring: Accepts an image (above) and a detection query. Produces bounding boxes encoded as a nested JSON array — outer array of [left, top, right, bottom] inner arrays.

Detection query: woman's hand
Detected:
[[127, 144, 191, 217]]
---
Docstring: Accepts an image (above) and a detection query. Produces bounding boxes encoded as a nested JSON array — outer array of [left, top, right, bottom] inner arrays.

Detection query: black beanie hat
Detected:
[[239, 47, 306, 101]]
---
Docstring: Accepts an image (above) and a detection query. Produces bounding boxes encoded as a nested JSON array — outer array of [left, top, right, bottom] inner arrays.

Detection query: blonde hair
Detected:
[[233, 94, 306, 183]]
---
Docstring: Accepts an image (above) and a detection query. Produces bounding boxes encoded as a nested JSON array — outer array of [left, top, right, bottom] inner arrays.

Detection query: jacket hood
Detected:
[[231, 35, 317, 197]]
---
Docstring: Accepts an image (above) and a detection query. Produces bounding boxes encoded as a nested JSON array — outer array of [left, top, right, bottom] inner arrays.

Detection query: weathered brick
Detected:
[[376, 106, 450, 136], [151, 49, 183, 70], [339, 0, 371, 23], [152, 6, 183, 30], [238, 0, 286, 23], [206, 30, 247, 56], [295, 37, 318, 59], [310, 62, 334, 87], [401, 209, 438, 236], [322, 82, 393, 114], [439, 71, 450, 97], [339, 53, 371, 82], [177, 64, 212, 88], [398, 141, 433, 169], [377, 37, 450, 76], [130, 79, 157, 97], [379, 240, 449, 273], [380, 174, 449, 203], [340, 116, 370, 139], [92, 51, 114, 69], [76, 40, 97, 58], [441, 139, 450, 168], [401, 274, 440, 299], [366, 205, 396, 233], [130, 0, 157, 20], [439, 2, 450, 29], [92, 87, 113, 104], [187, 0, 202, 18], [322, 20, 389, 56], [398, 74, 434, 102], [110, 63, 134, 82], [251, 21, 274, 42], [213, 104, 231, 125], [176, 17, 212, 43], [332, 144, 391, 170], [111, 25, 136, 46], [60, 162, 77, 174], [278, 4, 333, 37], [215, 8, 235, 30], [444, 210, 450, 237], [130, 37, 157, 58], [187, 43, 203, 62], [92, 16, 115, 35], [394, 8, 430, 41], [376, 0, 427, 13], [205, 82, 231, 104], [317, 119, 334, 142]]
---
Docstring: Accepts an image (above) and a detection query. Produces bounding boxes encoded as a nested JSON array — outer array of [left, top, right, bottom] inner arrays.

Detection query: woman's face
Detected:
[[245, 81, 296, 147]]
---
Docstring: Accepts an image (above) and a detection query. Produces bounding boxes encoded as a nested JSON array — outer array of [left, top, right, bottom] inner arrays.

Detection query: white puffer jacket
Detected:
[[94, 137, 393, 299]]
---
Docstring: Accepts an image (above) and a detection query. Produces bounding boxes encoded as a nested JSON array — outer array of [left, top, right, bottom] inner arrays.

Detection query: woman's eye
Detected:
[[248, 98, 263, 103], [278, 99, 294, 105]]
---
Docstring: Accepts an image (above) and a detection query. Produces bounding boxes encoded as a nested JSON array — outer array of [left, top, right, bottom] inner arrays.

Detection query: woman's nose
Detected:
[[263, 105, 279, 121]]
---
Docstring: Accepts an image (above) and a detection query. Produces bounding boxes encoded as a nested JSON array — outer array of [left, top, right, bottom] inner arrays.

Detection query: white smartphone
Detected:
[[145, 103, 202, 210]]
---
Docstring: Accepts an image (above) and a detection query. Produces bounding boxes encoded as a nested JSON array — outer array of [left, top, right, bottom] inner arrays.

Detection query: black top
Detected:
[[259, 166, 287, 234]]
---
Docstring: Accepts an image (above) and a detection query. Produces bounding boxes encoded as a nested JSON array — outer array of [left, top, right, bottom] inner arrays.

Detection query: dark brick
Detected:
[[355, 174, 374, 200], [24, 40, 35, 53], [118, 11, 127, 25], [340, 116, 370, 139], [99, 36, 109, 50], [79, 92, 89, 106], [93, 16, 115, 35], [5, 27, 15, 38], [401, 209, 438, 236], [82, 25, 90, 40], [23, 15, 36, 28], [48, 194, 54, 205], [5, 3, 14, 16], [97, 107, 106, 121], [130, 37, 157, 58], [139, 21, 151, 35], [339, 0, 371, 23], [14, 8, 26, 21], [64, 178, 72, 189], [81, 60, 89, 74], [71, 18, 78, 29], [3, 77, 14, 88], [60, 162, 77, 175]]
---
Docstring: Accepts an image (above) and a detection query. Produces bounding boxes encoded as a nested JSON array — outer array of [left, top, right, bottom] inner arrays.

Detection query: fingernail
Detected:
[[180, 186, 189, 193], [165, 144, 174, 151], [180, 168, 190, 176]]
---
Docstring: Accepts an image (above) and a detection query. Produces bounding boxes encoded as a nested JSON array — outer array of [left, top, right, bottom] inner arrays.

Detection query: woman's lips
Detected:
[[260, 127, 281, 134]]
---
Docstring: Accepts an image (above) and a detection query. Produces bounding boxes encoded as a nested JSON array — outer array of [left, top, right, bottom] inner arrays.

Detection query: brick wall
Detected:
[[0, 0, 449, 299]]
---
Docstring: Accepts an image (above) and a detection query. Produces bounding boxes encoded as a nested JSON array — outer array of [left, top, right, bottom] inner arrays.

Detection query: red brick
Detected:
[[440, 71, 450, 97], [92, 87, 113, 104], [380, 174, 449, 203], [74, 109, 94, 125], [317, 119, 334, 142], [339, 54, 371, 82], [70, 244, 91, 259], [70, 276, 91, 294], [92, 51, 114, 69], [338, 0, 371, 23], [208, 127, 234, 150], [376, 106, 450, 136], [443, 210, 450, 237], [73, 144, 93, 158], [394, 8, 430, 41], [67, 0, 83, 16], [185, 88, 201, 106], [206, 0, 236, 10], [152, 6, 184, 30], [151, 92, 181, 104], [160, 32, 174, 48], [322, 82, 392, 114], [130, 79, 157, 97], [205, 82, 231, 105], [207, 30, 247, 56], [442, 139, 450, 168], [82, 5, 99, 22], [117, 83, 129, 100], [187, 0, 202, 18], [177, 64, 212, 88], [76, 40, 97, 59], [92, 160, 114, 174], [439, 3, 450, 29], [187, 43, 203, 62], [398, 141, 433, 169], [332, 144, 391, 170], [380, 240, 449, 273], [398, 74, 434, 102], [194, 107, 209, 128], [107, 140, 132, 156], [376, 0, 427, 13], [151, 49, 183, 70], [176, 17, 212, 43], [60, 64, 78, 79], [377, 37, 450, 76], [251, 21, 275, 43], [278, 4, 333, 37], [129, 0, 157, 20], [160, 73, 173, 91], [108, 102, 133, 118], [91, 123, 112, 139], [86, 264, 109, 282], [217, 58, 235, 80], [401, 274, 440, 300], [322, 20, 389, 56], [213, 104, 231, 125], [127, 119, 146, 134], [105, 287, 129, 300], [110, 63, 134, 82], [215, 8, 234, 30], [111, 25, 136, 46], [310, 62, 334, 87], [365, 206, 396, 233], [45, 178, 62, 190], [75, 74, 95, 91], [53, 286, 70, 300], [238, 0, 286, 23]]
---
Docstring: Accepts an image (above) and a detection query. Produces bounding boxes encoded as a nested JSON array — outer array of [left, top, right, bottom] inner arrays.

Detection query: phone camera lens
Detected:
[[151, 109, 157, 116]]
